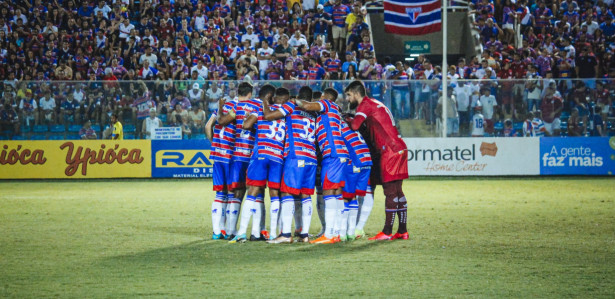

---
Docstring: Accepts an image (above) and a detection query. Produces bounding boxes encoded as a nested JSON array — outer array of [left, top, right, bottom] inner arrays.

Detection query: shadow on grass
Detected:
[[97, 239, 389, 269]]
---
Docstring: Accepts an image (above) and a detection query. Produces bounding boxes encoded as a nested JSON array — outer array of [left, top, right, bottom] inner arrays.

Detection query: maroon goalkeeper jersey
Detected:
[[350, 96, 408, 182]]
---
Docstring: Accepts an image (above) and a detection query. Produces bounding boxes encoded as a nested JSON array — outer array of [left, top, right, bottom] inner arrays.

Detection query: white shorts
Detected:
[[544, 118, 561, 135], [332, 25, 346, 39], [503, 23, 514, 30]]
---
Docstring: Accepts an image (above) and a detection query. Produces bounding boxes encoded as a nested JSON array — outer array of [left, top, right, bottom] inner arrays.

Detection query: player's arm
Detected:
[[205, 114, 215, 142], [296, 100, 322, 112], [243, 114, 258, 130], [216, 99, 236, 126], [262, 98, 287, 121], [349, 111, 366, 131]]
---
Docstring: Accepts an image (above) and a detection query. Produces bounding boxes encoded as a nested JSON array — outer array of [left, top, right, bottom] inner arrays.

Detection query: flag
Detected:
[[384, 0, 442, 35]]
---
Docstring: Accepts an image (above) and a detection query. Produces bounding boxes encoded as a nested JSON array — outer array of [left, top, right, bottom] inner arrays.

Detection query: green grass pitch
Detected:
[[0, 178, 613, 298]]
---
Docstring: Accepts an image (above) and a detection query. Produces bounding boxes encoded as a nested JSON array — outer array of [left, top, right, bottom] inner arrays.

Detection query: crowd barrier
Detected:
[[404, 137, 615, 176], [1, 138, 613, 179]]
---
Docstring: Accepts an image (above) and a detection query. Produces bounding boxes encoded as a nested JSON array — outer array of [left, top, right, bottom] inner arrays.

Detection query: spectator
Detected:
[[110, 113, 123, 140], [589, 105, 606, 136], [39, 91, 56, 125], [479, 87, 498, 135], [189, 104, 207, 133], [437, 86, 459, 137], [142, 108, 162, 140], [79, 120, 98, 140], [257, 40, 275, 79], [0, 103, 20, 136], [567, 108, 585, 136], [540, 89, 564, 136], [188, 83, 204, 106], [19, 91, 38, 126], [502, 119, 519, 137], [206, 83, 223, 114]]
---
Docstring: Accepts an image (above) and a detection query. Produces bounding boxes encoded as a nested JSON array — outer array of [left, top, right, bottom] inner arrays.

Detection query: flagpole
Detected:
[[441, 0, 448, 138]]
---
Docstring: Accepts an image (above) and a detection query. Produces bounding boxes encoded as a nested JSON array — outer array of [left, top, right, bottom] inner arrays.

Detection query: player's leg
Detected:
[[311, 157, 346, 244], [355, 168, 373, 238], [298, 164, 316, 242], [269, 191, 295, 244], [392, 180, 409, 240], [369, 180, 397, 241], [293, 198, 302, 237], [267, 160, 284, 240], [346, 197, 359, 239], [232, 186, 259, 243], [226, 161, 247, 238], [231, 159, 267, 243], [339, 162, 357, 241], [211, 161, 229, 239], [315, 166, 325, 238], [251, 192, 265, 241]]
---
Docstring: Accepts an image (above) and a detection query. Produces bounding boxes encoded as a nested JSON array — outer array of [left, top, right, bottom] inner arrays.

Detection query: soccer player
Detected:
[[230, 84, 284, 243], [224, 82, 258, 239], [205, 94, 237, 240], [344, 80, 410, 241], [339, 119, 372, 241], [297, 88, 349, 244], [261, 86, 317, 244]]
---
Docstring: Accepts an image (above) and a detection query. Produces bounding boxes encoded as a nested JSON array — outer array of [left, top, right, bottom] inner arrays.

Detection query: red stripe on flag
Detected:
[[384, 1, 441, 14], [384, 23, 442, 35]]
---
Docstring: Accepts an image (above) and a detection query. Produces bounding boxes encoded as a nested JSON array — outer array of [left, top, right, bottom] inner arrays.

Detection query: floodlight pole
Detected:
[[441, 0, 448, 138]]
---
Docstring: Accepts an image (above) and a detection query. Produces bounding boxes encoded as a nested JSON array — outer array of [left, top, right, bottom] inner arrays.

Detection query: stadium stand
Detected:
[[0, 0, 612, 139]]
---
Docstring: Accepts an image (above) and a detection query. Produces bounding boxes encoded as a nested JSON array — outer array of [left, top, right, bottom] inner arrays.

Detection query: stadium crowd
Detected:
[[0, 0, 613, 140]]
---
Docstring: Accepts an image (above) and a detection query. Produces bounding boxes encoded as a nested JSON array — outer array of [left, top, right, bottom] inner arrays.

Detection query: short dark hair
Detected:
[[275, 87, 290, 97], [312, 91, 323, 100], [259, 84, 276, 99], [344, 80, 366, 97], [237, 81, 253, 97], [298, 86, 313, 101], [323, 88, 338, 101]]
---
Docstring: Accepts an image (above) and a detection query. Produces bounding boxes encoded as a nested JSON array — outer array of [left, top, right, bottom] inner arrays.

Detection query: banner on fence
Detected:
[[404, 138, 540, 176], [539, 137, 615, 175], [150, 140, 213, 178], [0, 140, 151, 179], [152, 127, 182, 140]]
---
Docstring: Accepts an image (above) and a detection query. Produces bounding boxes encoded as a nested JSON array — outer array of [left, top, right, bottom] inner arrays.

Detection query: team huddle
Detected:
[[205, 80, 409, 244]]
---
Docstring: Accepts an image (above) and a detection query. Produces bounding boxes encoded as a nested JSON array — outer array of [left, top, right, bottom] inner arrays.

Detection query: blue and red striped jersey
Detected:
[[278, 102, 317, 163], [315, 99, 349, 159], [341, 121, 372, 167], [211, 99, 237, 163], [325, 58, 342, 73], [332, 5, 350, 27], [232, 98, 262, 163], [254, 103, 286, 164]]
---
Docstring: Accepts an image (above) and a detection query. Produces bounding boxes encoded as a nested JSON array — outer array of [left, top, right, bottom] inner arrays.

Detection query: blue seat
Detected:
[[193, 134, 206, 140], [12, 135, 27, 140], [124, 134, 135, 140], [0, 135, 7, 140], [30, 135, 47, 140], [513, 122, 523, 131], [124, 124, 136, 133], [68, 125, 81, 133], [494, 122, 504, 130], [48, 135, 65, 140], [20, 126, 31, 133], [66, 135, 81, 140], [159, 114, 167, 124], [91, 124, 101, 132], [32, 125, 49, 133], [50, 125, 65, 133]]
